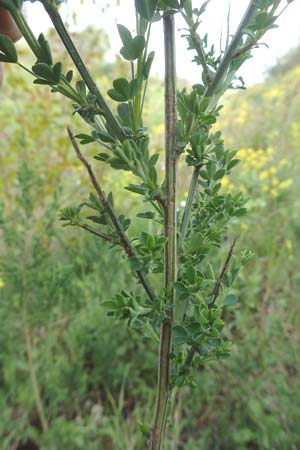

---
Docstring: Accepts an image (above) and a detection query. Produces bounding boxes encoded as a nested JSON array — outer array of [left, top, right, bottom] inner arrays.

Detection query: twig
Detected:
[[80, 224, 120, 246], [67, 127, 156, 304], [211, 238, 237, 305], [178, 165, 200, 252], [189, 26, 212, 85], [205, 1, 258, 97]]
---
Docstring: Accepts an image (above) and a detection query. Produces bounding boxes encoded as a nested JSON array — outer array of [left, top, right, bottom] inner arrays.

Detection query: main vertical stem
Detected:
[[149, 13, 177, 450]]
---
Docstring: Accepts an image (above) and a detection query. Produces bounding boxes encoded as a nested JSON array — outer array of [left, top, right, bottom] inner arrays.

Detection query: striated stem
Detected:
[[67, 128, 156, 304], [149, 12, 177, 450]]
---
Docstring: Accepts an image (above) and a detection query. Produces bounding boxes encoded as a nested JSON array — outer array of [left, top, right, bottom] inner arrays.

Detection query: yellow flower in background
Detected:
[[237, 149, 247, 159], [279, 179, 292, 190], [259, 170, 269, 181], [285, 240, 293, 253], [270, 188, 278, 198], [279, 158, 288, 166], [240, 222, 248, 230], [271, 177, 279, 186], [265, 87, 281, 99], [0, 279, 5, 289], [223, 146, 293, 199], [222, 176, 234, 192]]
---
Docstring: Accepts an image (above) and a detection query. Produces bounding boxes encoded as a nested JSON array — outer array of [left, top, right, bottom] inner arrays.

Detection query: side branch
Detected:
[[179, 1, 258, 249], [211, 238, 237, 305], [80, 224, 120, 246], [67, 128, 156, 303], [178, 238, 237, 375], [43, 3, 126, 142], [205, 0, 258, 97]]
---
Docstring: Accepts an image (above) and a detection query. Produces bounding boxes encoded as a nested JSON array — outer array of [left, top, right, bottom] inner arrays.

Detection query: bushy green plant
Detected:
[[0, 0, 295, 448]]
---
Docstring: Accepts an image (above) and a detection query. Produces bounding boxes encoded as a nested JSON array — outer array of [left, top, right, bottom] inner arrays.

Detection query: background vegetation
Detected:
[[0, 22, 300, 450]]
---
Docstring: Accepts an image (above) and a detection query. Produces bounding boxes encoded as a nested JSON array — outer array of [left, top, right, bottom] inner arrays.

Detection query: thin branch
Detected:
[[67, 128, 156, 304], [211, 238, 237, 305], [205, 0, 258, 97], [43, 2, 126, 142], [189, 25, 212, 85], [80, 224, 120, 246], [178, 165, 200, 252]]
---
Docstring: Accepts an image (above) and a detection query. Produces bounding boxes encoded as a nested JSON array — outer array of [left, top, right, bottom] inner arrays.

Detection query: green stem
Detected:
[[10, 9, 41, 59], [178, 166, 200, 252], [43, 3, 125, 142], [149, 13, 177, 450], [21, 251, 48, 433], [183, 12, 212, 85]]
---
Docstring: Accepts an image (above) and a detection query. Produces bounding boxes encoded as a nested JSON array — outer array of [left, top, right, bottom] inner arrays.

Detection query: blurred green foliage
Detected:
[[0, 22, 300, 450]]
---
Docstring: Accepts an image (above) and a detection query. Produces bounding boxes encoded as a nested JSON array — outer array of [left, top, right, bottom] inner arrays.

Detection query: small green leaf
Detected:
[[37, 33, 53, 65], [52, 62, 62, 84], [113, 78, 130, 99], [129, 257, 144, 271], [94, 153, 109, 162], [87, 215, 105, 224], [108, 89, 128, 102], [143, 51, 155, 79], [0, 34, 18, 63], [173, 325, 189, 346], [125, 184, 148, 195], [118, 103, 131, 126], [129, 78, 139, 98], [117, 24, 133, 49], [75, 134, 95, 144], [32, 63, 56, 84], [214, 169, 225, 180], [149, 153, 159, 167], [223, 294, 237, 306], [135, 0, 159, 20], [65, 69, 73, 82], [120, 36, 146, 61], [76, 80, 87, 98], [136, 212, 155, 219], [97, 131, 116, 143], [227, 159, 240, 170]]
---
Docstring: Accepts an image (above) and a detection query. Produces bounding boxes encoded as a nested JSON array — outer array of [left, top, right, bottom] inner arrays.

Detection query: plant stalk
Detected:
[[149, 13, 177, 450]]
